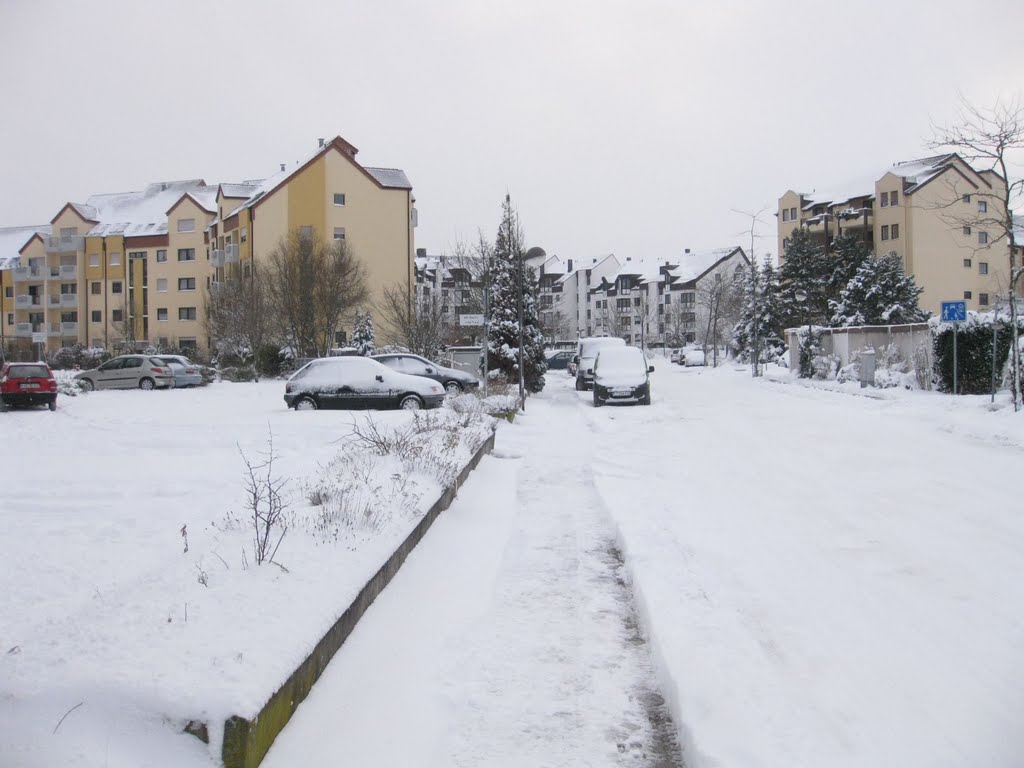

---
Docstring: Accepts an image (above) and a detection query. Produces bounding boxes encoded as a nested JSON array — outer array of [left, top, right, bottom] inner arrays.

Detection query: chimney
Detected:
[[318, 138, 325, 148], [280, 163, 286, 172], [685, 248, 690, 254], [416, 247, 426, 257], [566, 258, 573, 272], [626, 256, 631, 262]]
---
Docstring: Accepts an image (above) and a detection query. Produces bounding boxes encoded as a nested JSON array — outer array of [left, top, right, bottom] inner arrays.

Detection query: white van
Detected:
[[574, 336, 626, 390]]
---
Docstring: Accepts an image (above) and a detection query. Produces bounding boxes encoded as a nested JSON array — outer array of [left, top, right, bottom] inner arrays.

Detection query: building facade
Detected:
[[0, 135, 415, 358], [778, 154, 1015, 315]]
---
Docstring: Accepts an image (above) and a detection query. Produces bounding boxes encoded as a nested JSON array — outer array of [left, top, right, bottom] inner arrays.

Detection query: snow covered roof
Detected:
[[0, 225, 51, 269], [219, 182, 261, 199], [888, 154, 955, 189], [669, 247, 744, 282], [800, 154, 974, 208], [365, 167, 412, 189], [801, 173, 878, 208], [84, 180, 209, 237]]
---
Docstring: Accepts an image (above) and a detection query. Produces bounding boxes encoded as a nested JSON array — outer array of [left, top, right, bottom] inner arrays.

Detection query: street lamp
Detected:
[[794, 288, 812, 377]]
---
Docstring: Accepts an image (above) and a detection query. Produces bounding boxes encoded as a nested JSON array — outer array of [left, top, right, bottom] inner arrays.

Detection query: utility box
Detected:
[[860, 349, 876, 388]]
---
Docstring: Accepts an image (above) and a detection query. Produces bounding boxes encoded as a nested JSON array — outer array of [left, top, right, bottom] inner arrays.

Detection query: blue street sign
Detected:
[[941, 301, 967, 322]]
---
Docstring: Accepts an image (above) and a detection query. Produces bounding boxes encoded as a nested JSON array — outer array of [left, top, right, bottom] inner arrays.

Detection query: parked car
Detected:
[[544, 349, 575, 371], [74, 355, 175, 391], [574, 336, 627, 390], [591, 346, 653, 407], [669, 348, 683, 365], [681, 348, 706, 367], [0, 362, 58, 411], [371, 353, 479, 394], [157, 355, 204, 388], [285, 356, 446, 411]]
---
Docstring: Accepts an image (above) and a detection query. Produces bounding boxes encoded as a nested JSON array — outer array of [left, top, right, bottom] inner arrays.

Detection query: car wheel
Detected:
[[400, 394, 423, 411], [79, 378, 95, 392], [593, 392, 603, 408], [139, 378, 156, 391], [575, 378, 584, 391], [641, 393, 651, 405], [295, 396, 318, 411], [48, 401, 57, 412], [444, 381, 462, 395]]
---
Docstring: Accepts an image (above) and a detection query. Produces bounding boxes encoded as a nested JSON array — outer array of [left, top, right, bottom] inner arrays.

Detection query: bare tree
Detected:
[[111, 292, 138, 353], [696, 270, 744, 367], [377, 282, 450, 361], [265, 229, 368, 357], [930, 96, 1024, 409], [204, 271, 272, 364], [732, 207, 769, 376], [633, 286, 660, 351]]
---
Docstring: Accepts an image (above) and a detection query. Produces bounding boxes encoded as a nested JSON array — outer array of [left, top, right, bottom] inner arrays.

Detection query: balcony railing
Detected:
[[46, 235, 85, 253], [12, 266, 43, 282], [47, 293, 79, 308], [211, 250, 225, 268], [47, 264, 78, 280], [225, 244, 240, 263], [14, 323, 38, 337], [835, 209, 873, 230], [15, 294, 42, 309], [61, 322, 78, 336]]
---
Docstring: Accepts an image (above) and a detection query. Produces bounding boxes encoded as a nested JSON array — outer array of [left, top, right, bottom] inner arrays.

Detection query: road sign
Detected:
[[459, 313, 485, 326], [941, 301, 967, 322], [31, 332, 45, 344]]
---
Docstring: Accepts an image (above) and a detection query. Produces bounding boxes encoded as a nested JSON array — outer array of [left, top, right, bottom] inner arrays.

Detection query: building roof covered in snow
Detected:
[[0, 225, 52, 269], [669, 246, 745, 282], [83, 180, 209, 237]]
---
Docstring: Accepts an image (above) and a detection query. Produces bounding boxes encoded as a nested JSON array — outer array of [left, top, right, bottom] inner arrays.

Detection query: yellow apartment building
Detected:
[[778, 154, 1016, 315], [0, 134, 415, 358]]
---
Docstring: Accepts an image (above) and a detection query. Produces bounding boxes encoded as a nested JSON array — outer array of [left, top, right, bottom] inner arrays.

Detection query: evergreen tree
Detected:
[[351, 308, 376, 355], [778, 228, 829, 327], [486, 195, 547, 393], [829, 253, 927, 326], [732, 255, 786, 363], [826, 233, 871, 311], [730, 261, 757, 362]]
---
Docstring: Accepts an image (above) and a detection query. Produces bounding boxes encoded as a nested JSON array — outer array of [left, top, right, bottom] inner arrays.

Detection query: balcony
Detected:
[[14, 323, 38, 337], [15, 294, 42, 309], [47, 293, 79, 308], [225, 244, 240, 264], [61, 322, 78, 336], [835, 208, 873, 231], [211, 250, 225, 268], [46, 235, 85, 253], [12, 266, 43, 282], [47, 264, 78, 280]]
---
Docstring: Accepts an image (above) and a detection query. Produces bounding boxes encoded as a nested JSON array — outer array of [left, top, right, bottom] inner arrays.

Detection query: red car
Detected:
[[0, 362, 58, 411]]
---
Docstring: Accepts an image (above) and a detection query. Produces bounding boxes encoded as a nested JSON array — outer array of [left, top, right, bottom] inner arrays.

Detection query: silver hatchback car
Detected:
[[75, 355, 175, 391]]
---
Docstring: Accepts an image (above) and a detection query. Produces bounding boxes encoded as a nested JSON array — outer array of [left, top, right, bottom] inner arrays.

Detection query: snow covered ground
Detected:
[[4, 363, 1023, 767], [0, 382, 491, 767], [265, 363, 1023, 768]]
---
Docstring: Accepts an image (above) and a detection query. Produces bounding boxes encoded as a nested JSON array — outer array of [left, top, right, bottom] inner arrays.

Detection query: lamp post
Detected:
[[794, 288, 811, 377]]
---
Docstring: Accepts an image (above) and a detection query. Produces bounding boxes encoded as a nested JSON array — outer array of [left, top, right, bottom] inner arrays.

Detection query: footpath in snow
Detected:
[[262, 384, 682, 767]]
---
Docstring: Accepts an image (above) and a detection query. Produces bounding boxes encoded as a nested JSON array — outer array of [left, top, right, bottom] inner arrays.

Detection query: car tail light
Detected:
[[48, 379, 57, 391], [151, 367, 165, 374]]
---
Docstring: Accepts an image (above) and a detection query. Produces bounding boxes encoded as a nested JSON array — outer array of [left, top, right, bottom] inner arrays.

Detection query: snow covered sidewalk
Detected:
[[262, 384, 682, 767]]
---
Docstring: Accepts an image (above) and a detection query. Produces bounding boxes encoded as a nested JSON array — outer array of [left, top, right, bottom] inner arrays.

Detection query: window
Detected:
[[333, 193, 346, 206], [789, 207, 796, 220], [979, 262, 989, 275], [157, 308, 168, 321], [180, 338, 197, 351], [156, 249, 167, 263], [91, 310, 101, 322], [963, 226, 972, 236], [177, 218, 195, 233], [963, 291, 972, 300], [980, 293, 990, 306], [715, 273, 722, 283], [60, 226, 78, 238], [881, 225, 890, 241], [782, 208, 789, 222], [333, 227, 346, 240], [4, 286, 11, 298], [112, 309, 123, 322], [60, 283, 77, 295], [179, 307, 197, 321], [157, 278, 168, 292], [890, 190, 899, 206], [61, 311, 77, 323], [112, 281, 122, 294], [128, 251, 145, 261], [109, 252, 121, 266], [89, 253, 100, 267], [891, 223, 899, 239], [460, 290, 471, 302], [178, 277, 196, 291], [665, 294, 671, 304], [178, 248, 196, 262], [963, 194, 971, 204], [978, 200, 987, 213], [783, 238, 790, 250], [979, 231, 989, 245], [634, 296, 642, 306], [964, 258, 973, 268], [240, 228, 248, 243], [880, 191, 889, 207], [6, 313, 12, 326]]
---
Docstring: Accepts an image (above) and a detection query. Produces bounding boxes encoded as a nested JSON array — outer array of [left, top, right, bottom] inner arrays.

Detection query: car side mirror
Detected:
[[573, 355, 579, 364], [425, 367, 434, 374], [375, 374, 384, 382], [648, 365, 655, 373]]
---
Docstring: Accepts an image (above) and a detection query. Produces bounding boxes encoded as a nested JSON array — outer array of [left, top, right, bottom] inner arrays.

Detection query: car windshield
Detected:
[[596, 347, 646, 372], [6, 365, 50, 379]]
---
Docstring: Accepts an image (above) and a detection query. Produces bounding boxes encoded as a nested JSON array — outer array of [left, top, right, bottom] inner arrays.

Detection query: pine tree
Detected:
[[829, 253, 927, 326], [486, 195, 547, 393], [730, 260, 758, 362], [351, 308, 376, 355], [778, 227, 829, 327], [826, 233, 871, 311], [732, 255, 786, 363]]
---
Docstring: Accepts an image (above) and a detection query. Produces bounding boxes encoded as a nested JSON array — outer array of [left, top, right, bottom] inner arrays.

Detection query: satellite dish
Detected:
[[525, 246, 546, 261]]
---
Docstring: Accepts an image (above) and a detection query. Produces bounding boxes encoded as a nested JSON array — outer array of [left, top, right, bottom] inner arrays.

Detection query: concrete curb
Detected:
[[216, 429, 495, 768]]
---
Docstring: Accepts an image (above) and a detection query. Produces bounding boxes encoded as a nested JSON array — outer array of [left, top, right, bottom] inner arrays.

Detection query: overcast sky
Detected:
[[1, 0, 1022, 263]]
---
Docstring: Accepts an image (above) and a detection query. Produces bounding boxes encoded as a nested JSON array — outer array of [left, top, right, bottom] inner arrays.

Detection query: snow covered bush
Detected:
[[931, 312, 1024, 394], [53, 370, 85, 396]]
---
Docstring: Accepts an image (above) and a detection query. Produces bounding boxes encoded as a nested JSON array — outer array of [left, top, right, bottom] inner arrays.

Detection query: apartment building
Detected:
[[778, 154, 1014, 315], [0, 135, 415, 357], [537, 253, 621, 340], [589, 247, 747, 346]]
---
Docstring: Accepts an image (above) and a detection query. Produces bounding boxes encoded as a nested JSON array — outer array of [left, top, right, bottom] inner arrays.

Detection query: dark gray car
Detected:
[[371, 353, 479, 395]]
